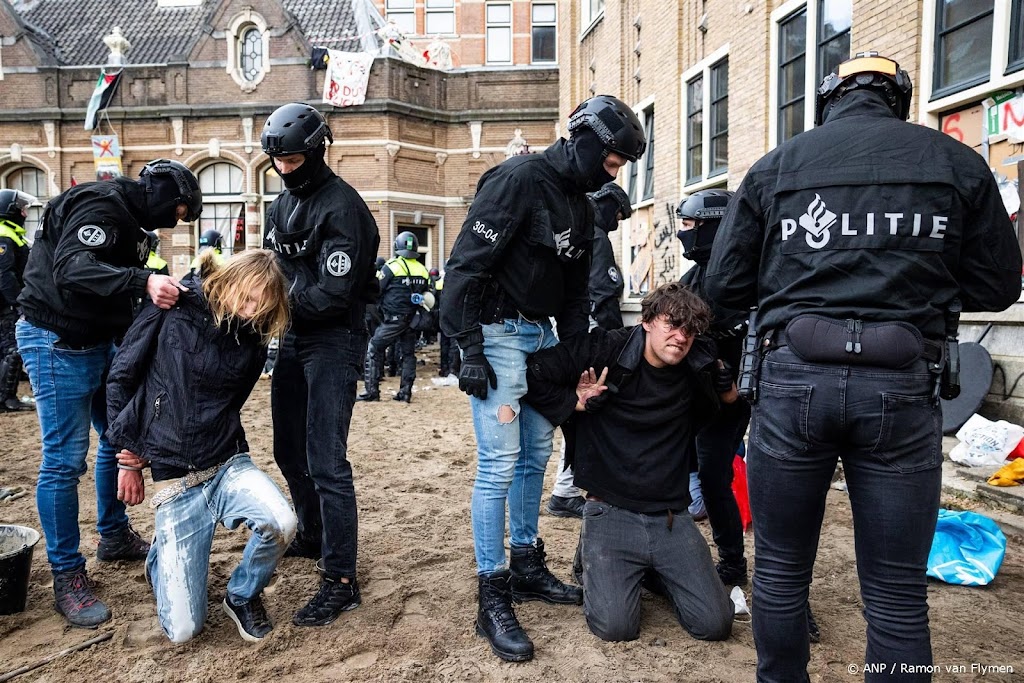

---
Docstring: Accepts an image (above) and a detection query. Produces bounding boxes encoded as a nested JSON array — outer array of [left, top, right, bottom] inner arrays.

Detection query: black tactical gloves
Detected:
[[712, 360, 734, 394], [458, 344, 497, 399]]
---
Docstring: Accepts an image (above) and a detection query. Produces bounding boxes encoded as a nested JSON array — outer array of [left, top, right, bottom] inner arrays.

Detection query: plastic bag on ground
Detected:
[[949, 414, 1024, 467], [926, 509, 1006, 586]]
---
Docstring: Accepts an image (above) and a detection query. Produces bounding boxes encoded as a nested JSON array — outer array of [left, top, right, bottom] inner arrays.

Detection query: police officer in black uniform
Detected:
[[588, 181, 630, 330], [0, 190, 35, 412], [261, 102, 380, 627], [440, 94, 646, 663], [676, 190, 750, 587], [705, 53, 1023, 683], [17, 159, 202, 628], [357, 231, 431, 402]]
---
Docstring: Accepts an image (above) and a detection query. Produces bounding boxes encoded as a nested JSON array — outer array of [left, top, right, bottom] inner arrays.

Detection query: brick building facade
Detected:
[[0, 0, 560, 277]]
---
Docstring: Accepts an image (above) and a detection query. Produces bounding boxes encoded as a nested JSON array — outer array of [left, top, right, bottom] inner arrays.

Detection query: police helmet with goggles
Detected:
[[815, 51, 913, 126], [0, 189, 38, 227], [394, 231, 419, 258], [676, 189, 734, 264], [140, 159, 203, 227], [261, 103, 333, 157], [199, 229, 223, 250], [568, 95, 647, 163]]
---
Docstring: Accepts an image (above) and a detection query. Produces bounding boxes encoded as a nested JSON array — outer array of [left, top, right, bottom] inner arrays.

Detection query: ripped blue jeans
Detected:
[[469, 318, 558, 574]]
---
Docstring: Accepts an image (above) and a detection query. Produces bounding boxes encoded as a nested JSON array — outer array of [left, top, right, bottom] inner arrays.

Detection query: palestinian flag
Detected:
[[84, 69, 123, 131]]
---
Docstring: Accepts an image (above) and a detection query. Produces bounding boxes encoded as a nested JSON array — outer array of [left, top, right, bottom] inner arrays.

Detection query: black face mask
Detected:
[[566, 129, 615, 192], [677, 220, 719, 265], [144, 176, 184, 229], [273, 144, 327, 195]]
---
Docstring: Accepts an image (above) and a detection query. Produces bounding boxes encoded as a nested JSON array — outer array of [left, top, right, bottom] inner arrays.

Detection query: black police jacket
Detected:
[[264, 165, 380, 333], [440, 140, 593, 349], [19, 178, 153, 345], [706, 90, 1023, 339], [525, 326, 721, 512], [379, 256, 430, 318], [106, 275, 266, 478], [0, 229, 29, 309], [589, 225, 625, 330], [680, 263, 746, 378]]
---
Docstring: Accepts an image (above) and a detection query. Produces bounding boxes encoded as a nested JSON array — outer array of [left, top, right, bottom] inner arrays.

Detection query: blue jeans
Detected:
[[147, 455, 297, 643], [748, 346, 942, 683], [16, 320, 127, 574], [470, 318, 558, 574]]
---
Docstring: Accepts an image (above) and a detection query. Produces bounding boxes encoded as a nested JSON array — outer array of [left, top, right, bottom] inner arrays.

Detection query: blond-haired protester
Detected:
[[105, 249, 295, 643]]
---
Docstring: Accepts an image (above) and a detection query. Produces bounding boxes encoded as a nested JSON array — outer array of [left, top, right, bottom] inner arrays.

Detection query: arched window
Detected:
[[240, 27, 263, 82], [197, 162, 244, 256], [1, 166, 49, 242]]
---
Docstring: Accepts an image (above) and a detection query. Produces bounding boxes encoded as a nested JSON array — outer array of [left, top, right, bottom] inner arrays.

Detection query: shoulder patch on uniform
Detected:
[[77, 225, 107, 247], [326, 250, 351, 277], [608, 266, 619, 283]]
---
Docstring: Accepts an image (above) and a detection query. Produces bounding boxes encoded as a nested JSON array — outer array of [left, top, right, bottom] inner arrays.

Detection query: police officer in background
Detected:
[[676, 190, 750, 588], [189, 229, 225, 274], [262, 102, 380, 627], [16, 159, 202, 628], [357, 231, 430, 403], [546, 181, 631, 518], [705, 53, 1023, 682], [0, 190, 35, 412], [440, 94, 646, 663], [144, 230, 169, 275]]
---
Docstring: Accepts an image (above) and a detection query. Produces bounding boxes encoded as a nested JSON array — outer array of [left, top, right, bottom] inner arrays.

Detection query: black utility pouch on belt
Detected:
[[783, 315, 927, 369]]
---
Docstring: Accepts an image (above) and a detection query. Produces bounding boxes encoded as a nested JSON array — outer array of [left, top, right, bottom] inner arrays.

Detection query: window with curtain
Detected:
[[386, 0, 416, 34], [198, 163, 244, 256], [425, 0, 455, 35], [486, 3, 512, 64], [1, 166, 48, 241]]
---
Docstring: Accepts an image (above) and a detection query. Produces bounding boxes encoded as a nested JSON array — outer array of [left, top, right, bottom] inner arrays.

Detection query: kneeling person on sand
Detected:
[[106, 250, 296, 643], [526, 282, 735, 642]]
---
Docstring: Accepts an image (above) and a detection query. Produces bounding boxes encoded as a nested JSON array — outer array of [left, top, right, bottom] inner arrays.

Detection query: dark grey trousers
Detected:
[[581, 499, 734, 642]]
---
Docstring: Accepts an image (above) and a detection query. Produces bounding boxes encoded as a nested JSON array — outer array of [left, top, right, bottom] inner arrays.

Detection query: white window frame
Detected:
[[226, 11, 270, 93], [919, 0, 1024, 127], [425, 0, 456, 36], [197, 162, 245, 257], [680, 45, 730, 192], [0, 165, 48, 242], [625, 95, 656, 209], [485, 2, 513, 65], [531, 2, 557, 64], [580, 0, 605, 38], [768, 0, 852, 148], [386, 0, 417, 35]]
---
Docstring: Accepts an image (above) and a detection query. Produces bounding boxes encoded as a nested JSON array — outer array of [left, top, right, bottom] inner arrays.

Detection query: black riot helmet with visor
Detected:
[[0, 189, 38, 227], [199, 229, 223, 251], [139, 159, 203, 229], [676, 189, 734, 265], [394, 231, 419, 259], [815, 52, 913, 126]]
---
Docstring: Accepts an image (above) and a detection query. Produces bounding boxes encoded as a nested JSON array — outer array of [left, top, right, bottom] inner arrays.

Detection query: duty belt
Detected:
[[150, 463, 223, 508], [772, 328, 943, 364]]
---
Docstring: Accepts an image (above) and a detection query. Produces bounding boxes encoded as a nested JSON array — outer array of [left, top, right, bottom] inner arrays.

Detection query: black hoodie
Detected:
[[440, 138, 597, 349]]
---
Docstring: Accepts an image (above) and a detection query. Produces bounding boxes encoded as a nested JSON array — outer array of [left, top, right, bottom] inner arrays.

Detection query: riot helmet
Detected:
[[0, 189, 38, 227], [676, 189, 734, 265], [262, 103, 333, 193], [394, 231, 419, 258], [589, 182, 632, 233], [139, 159, 203, 229], [145, 230, 160, 252], [815, 52, 913, 126], [429, 267, 440, 278], [568, 95, 647, 162], [199, 229, 223, 251]]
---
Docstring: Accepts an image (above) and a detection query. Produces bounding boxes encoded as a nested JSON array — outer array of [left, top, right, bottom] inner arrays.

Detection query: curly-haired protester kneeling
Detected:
[[106, 249, 295, 643]]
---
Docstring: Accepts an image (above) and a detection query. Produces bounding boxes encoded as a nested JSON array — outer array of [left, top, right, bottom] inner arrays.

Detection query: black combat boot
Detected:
[[393, 383, 412, 402], [356, 389, 380, 402], [476, 570, 534, 662], [358, 345, 382, 401], [509, 538, 583, 605], [716, 556, 748, 587]]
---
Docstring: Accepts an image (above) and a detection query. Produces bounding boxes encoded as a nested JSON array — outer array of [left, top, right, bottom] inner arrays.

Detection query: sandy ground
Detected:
[[1, 346, 1023, 683]]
